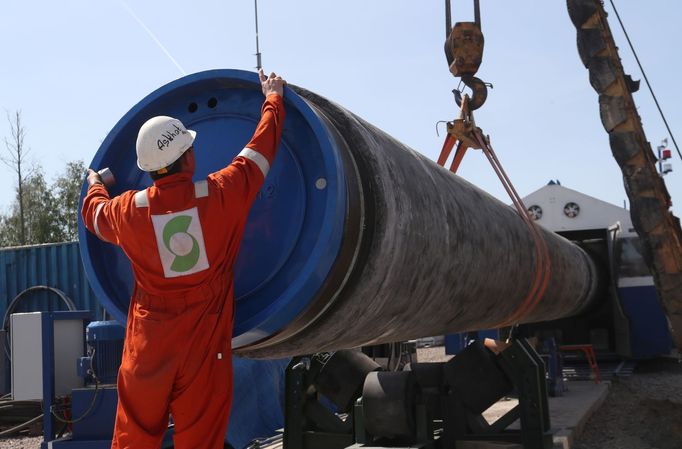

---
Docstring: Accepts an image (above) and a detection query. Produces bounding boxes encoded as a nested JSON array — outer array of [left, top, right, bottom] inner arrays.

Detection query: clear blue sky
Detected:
[[1, 1, 680, 215]]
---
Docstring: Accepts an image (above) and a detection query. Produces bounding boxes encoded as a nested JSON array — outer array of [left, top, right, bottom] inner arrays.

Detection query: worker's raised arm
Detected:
[[211, 69, 286, 210], [81, 169, 121, 245]]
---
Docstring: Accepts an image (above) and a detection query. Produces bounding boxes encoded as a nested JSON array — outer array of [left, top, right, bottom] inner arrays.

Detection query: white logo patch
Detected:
[[151, 207, 209, 278]]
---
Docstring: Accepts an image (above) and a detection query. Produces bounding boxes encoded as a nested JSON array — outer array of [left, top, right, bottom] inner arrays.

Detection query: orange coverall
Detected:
[[82, 94, 285, 449]]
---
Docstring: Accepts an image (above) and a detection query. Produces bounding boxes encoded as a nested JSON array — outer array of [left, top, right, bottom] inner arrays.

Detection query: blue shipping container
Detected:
[[0, 242, 103, 320]]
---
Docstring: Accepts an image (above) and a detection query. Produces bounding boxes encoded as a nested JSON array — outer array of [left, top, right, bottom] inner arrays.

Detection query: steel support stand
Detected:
[[283, 357, 354, 449]]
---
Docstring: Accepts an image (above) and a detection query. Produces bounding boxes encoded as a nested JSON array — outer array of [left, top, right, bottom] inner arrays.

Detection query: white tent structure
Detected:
[[521, 181, 633, 234]]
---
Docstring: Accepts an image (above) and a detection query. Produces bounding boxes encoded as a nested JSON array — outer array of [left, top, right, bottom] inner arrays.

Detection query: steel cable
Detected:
[[607, 0, 681, 161]]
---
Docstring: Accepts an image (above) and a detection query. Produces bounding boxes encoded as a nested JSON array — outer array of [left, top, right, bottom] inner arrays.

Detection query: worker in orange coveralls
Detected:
[[81, 69, 286, 449]]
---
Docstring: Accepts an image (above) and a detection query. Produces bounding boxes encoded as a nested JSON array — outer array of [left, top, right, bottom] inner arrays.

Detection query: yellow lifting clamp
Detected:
[[447, 94, 480, 149], [438, 93, 486, 173]]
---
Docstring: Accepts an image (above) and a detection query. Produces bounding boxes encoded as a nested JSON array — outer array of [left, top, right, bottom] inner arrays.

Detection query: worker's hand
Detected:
[[86, 169, 103, 187], [259, 68, 286, 98]]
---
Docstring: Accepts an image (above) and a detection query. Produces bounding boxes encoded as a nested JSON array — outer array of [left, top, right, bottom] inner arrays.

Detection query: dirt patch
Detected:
[[573, 358, 682, 449]]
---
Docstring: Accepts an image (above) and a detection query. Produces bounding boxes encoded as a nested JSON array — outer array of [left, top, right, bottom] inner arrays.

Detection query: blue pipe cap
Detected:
[[78, 70, 347, 349]]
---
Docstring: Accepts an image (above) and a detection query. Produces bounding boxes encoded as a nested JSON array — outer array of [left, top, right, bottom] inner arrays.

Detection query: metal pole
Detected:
[[445, 0, 452, 38], [254, 0, 262, 70]]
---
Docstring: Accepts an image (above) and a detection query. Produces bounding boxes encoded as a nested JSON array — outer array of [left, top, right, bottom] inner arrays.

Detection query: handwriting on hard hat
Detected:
[[157, 124, 188, 151]]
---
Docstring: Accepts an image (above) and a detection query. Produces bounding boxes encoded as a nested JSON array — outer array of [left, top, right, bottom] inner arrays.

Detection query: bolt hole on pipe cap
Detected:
[[78, 70, 348, 350]]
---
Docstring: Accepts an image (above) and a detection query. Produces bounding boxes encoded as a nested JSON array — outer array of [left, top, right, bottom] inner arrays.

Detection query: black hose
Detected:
[[50, 379, 100, 424], [2, 286, 77, 361], [0, 414, 42, 438], [50, 348, 101, 424]]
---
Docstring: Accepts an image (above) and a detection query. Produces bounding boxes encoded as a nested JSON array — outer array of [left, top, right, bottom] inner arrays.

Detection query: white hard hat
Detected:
[[136, 116, 196, 172]]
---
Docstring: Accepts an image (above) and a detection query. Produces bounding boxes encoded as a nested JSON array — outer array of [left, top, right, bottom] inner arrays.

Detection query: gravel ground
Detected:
[[0, 436, 41, 449], [416, 345, 453, 363], [573, 357, 682, 449]]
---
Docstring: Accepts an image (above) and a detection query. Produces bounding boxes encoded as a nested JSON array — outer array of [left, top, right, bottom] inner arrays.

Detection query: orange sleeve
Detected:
[[210, 93, 286, 211], [243, 93, 286, 165], [81, 183, 121, 245]]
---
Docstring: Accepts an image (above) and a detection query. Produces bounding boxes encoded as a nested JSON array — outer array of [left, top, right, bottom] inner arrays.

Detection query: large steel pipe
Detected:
[[239, 89, 599, 358], [79, 70, 599, 359]]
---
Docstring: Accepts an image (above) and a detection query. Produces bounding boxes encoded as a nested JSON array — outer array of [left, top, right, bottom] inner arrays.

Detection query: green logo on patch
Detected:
[[162, 215, 200, 272]]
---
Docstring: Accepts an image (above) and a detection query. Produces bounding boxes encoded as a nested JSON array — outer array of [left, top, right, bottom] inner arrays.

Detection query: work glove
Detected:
[[86, 169, 104, 187]]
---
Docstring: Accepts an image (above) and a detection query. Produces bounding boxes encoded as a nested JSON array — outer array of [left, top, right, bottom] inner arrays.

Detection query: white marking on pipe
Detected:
[[617, 276, 654, 288]]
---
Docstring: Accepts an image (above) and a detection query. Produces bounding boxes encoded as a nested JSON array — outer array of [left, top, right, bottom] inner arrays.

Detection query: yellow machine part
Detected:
[[444, 22, 484, 77]]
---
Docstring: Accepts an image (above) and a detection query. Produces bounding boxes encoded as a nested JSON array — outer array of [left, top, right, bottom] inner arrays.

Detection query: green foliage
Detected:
[[0, 213, 20, 247], [1, 111, 86, 248], [54, 160, 87, 241], [0, 162, 85, 247]]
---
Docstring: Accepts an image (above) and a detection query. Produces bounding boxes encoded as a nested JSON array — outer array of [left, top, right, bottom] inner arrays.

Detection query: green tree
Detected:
[[0, 211, 20, 247], [24, 169, 63, 243], [54, 160, 86, 241], [1, 167, 63, 246], [1, 111, 31, 245], [0, 110, 86, 247]]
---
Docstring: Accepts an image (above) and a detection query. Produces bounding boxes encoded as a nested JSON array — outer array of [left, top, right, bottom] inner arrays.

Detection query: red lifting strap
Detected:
[[437, 130, 551, 328]]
